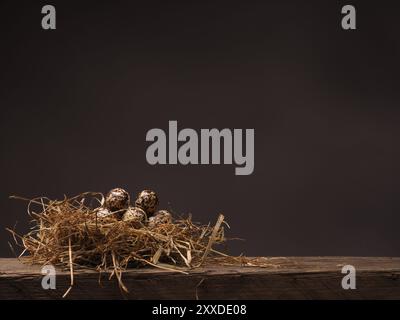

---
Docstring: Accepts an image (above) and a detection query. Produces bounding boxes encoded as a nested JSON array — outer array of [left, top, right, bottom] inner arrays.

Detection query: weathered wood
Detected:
[[0, 257, 399, 299]]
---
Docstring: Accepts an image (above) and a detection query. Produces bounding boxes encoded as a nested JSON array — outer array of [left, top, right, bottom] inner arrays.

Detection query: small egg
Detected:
[[96, 206, 113, 218], [122, 207, 146, 228], [123, 206, 146, 222], [105, 188, 130, 217], [135, 189, 159, 216], [148, 210, 172, 228]]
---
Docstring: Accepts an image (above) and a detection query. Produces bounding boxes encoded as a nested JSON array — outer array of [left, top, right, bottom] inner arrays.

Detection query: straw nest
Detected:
[[7, 191, 230, 296]]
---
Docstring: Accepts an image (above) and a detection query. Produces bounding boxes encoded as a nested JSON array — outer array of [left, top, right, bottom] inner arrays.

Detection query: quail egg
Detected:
[[105, 188, 130, 218], [96, 206, 113, 218], [135, 189, 159, 216], [148, 210, 172, 228]]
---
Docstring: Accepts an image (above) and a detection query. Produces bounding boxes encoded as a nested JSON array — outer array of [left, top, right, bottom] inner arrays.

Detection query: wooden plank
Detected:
[[0, 257, 399, 299]]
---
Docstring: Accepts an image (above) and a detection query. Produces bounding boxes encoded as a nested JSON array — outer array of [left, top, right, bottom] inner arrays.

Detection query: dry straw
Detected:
[[7, 192, 231, 296]]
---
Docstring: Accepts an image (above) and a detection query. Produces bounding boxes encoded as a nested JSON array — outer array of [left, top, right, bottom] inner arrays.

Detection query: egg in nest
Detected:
[[148, 210, 172, 228], [135, 189, 159, 216], [122, 206, 146, 228], [105, 188, 130, 218]]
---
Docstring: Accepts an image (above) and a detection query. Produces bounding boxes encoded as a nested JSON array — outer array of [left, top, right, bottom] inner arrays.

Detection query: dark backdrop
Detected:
[[0, 0, 399, 257]]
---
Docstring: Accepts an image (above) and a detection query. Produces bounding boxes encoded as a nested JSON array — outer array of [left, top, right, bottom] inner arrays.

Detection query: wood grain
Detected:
[[0, 257, 399, 299]]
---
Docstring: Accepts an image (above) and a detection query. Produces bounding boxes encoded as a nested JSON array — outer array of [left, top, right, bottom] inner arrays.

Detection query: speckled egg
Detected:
[[105, 188, 130, 217], [135, 189, 159, 216], [122, 207, 146, 228], [96, 206, 113, 218], [148, 210, 172, 228], [123, 206, 146, 222]]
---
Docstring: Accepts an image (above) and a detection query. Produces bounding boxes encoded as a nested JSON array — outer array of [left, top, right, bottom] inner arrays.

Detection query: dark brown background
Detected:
[[0, 0, 399, 257]]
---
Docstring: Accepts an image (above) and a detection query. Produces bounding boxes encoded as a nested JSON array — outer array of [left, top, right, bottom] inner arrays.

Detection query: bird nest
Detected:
[[7, 191, 228, 297]]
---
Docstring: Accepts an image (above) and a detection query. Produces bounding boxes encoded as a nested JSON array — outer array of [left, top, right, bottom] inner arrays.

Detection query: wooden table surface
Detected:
[[1, 257, 399, 299]]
